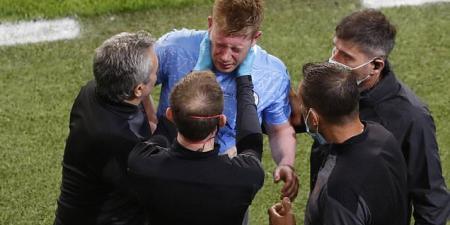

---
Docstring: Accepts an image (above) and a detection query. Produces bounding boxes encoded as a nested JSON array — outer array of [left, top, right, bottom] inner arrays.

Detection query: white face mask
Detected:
[[328, 47, 377, 85]]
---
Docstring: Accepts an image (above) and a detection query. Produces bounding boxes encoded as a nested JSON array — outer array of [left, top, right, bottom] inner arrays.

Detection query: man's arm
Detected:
[[142, 95, 158, 134], [236, 75, 263, 159], [266, 122, 299, 200], [151, 34, 179, 141], [407, 114, 450, 225], [266, 122, 296, 165], [235, 46, 262, 159], [260, 67, 299, 201]]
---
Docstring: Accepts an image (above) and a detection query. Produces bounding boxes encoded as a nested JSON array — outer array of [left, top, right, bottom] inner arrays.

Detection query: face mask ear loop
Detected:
[[352, 57, 378, 70], [203, 122, 220, 151], [310, 109, 321, 135], [356, 74, 371, 86], [304, 108, 312, 133], [190, 117, 221, 152], [315, 114, 320, 135], [196, 134, 217, 152]]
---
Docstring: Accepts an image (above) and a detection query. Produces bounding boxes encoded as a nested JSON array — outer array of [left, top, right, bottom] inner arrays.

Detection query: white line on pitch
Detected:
[[362, 0, 450, 8], [0, 18, 80, 46]]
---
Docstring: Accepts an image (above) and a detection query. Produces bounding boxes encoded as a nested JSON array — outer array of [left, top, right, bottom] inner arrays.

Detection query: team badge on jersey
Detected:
[[253, 91, 259, 106]]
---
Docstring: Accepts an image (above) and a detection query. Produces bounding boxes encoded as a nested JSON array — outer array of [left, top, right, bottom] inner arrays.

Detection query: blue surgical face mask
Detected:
[[304, 108, 327, 145]]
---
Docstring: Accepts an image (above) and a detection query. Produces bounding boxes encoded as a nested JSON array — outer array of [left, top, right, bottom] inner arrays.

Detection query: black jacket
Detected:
[[359, 62, 449, 225], [54, 80, 151, 225]]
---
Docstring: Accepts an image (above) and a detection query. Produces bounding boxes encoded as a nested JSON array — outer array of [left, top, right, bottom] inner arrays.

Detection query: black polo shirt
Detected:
[[54, 80, 151, 225], [306, 121, 408, 225]]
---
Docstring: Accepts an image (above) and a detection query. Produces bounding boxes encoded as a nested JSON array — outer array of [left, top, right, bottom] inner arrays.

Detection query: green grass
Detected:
[[0, 0, 213, 21], [0, 0, 449, 225]]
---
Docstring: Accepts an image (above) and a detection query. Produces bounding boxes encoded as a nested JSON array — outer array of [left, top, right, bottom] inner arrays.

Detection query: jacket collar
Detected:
[[170, 139, 220, 159], [329, 121, 370, 154], [92, 83, 141, 118], [360, 60, 402, 107]]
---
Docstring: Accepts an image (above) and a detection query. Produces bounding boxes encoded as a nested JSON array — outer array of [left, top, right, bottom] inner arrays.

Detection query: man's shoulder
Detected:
[[366, 121, 404, 156], [156, 28, 205, 50], [396, 81, 432, 119], [70, 80, 102, 122], [376, 73, 431, 119], [128, 141, 170, 173], [253, 45, 288, 77], [75, 79, 95, 99], [379, 97, 433, 134], [365, 121, 396, 142], [367, 78, 433, 136]]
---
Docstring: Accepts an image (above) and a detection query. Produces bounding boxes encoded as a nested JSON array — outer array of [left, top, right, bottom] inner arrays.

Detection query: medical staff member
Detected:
[[54, 31, 158, 225], [128, 67, 265, 225], [269, 62, 409, 225], [326, 9, 450, 225]]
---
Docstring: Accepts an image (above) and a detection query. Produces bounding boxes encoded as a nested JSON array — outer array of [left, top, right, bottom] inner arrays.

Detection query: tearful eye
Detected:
[[231, 48, 241, 53]]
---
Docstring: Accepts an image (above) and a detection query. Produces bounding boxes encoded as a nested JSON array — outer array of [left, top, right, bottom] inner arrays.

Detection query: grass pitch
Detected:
[[0, 0, 449, 224]]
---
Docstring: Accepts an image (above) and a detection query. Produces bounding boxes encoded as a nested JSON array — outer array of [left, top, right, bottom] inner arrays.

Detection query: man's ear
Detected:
[[208, 16, 213, 31], [251, 31, 262, 46], [134, 83, 144, 98], [371, 58, 385, 76], [309, 109, 320, 128], [218, 114, 227, 127], [165, 107, 174, 123]]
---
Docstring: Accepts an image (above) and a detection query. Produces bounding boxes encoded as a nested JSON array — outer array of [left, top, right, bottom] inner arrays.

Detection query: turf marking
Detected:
[[0, 18, 80, 46], [362, 0, 450, 8]]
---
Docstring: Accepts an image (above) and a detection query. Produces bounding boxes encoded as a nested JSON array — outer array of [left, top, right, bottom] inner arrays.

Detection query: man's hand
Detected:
[[274, 164, 299, 201], [266, 123, 298, 201], [225, 146, 237, 158], [268, 197, 296, 225], [237, 46, 256, 76], [193, 33, 213, 71]]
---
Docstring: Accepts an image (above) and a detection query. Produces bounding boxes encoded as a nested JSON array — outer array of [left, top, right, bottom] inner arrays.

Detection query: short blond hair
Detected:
[[212, 0, 264, 36]]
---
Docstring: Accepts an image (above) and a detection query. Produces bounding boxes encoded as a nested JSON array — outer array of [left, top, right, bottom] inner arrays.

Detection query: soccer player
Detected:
[[152, 0, 298, 200]]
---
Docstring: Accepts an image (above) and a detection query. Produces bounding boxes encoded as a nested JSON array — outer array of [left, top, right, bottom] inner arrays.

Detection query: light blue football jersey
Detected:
[[155, 29, 291, 153]]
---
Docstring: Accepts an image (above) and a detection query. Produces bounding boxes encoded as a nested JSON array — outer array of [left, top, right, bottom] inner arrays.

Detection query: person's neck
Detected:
[[321, 117, 365, 144], [124, 98, 141, 105], [359, 72, 383, 92], [177, 133, 215, 152], [124, 98, 141, 106]]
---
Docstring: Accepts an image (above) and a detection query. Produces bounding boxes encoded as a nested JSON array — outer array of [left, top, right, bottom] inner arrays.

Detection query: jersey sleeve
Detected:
[[153, 29, 203, 118], [262, 69, 292, 126], [154, 39, 169, 86], [154, 29, 201, 86]]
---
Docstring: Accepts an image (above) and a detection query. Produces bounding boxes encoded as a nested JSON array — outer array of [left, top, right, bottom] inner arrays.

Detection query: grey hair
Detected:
[[93, 31, 155, 103]]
